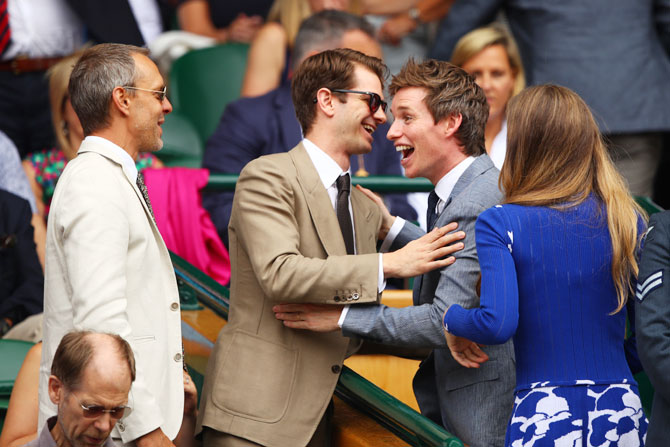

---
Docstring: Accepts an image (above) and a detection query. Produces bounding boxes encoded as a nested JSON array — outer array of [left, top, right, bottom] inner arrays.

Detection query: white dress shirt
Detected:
[[4, 0, 84, 60], [82, 136, 138, 182]]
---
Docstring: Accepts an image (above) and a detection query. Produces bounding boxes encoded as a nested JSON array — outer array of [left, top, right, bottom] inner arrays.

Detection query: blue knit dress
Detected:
[[443, 196, 648, 446]]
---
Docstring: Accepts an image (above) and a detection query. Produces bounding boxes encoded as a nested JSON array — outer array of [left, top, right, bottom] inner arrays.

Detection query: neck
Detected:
[[485, 113, 504, 153], [305, 132, 351, 171], [91, 126, 138, 161], [50, 418, 71, 447]]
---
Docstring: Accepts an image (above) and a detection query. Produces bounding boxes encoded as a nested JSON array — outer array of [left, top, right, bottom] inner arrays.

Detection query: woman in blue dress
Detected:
[[442, 84, 649, 446]]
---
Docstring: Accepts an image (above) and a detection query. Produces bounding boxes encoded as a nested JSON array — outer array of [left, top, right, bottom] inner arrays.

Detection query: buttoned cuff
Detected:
[[338, 305, 350, 327], [380, 217, 406, 252]]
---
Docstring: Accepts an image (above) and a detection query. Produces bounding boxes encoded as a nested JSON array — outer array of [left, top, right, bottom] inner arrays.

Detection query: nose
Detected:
[[373, 105, 386, 124], [478, 73, 492, 92], [386, 117, 400, 140], [93, 412, 114, 433], [163, 96, 173, 114]]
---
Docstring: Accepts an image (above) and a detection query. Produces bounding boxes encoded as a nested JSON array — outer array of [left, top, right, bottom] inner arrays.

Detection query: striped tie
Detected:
[[0, 0, 10, 56]]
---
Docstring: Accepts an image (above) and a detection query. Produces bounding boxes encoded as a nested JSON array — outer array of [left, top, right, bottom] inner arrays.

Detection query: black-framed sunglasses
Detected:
[[121, 85, 167, 102], [77, 397, 131, 420], [331, 89, 387, 113]]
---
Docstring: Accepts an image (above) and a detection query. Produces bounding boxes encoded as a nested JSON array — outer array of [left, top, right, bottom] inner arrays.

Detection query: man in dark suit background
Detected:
[[636, 210, 670, 446], [202, 10, 417, 247], [0, 189, 43, 336], [428, 0, 670, 200]]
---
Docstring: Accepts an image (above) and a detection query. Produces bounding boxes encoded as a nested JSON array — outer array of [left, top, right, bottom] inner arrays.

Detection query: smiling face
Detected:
[[387, 86, 454, 184], [128, 53, 172, 154], [332, 64, 387, 157], [461, 44, 516, 124]]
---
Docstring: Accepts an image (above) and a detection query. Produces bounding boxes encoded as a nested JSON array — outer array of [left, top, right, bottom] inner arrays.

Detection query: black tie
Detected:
[[336, 173, 355, 255], [0, 0, 10, 56], [426, 190, 440, 230], [136, 172, 155, 221]]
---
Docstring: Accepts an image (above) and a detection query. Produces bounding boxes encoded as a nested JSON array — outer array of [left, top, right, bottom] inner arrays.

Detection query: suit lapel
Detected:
[[290, 144, 347, 256], [351, 186, 376, 254], [435, 155, 494, 225]]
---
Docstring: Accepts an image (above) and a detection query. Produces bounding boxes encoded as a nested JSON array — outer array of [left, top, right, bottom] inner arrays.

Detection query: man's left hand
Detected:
[[273, 304, 342, 332]]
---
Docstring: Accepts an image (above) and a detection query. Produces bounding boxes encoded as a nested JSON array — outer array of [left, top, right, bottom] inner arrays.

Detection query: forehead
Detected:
[[351, 64, 383, 96], [132, 53, 164, 87], [391, 86, 430, 113], [463, 44, 512, 70], [73, 361, 132, 405]]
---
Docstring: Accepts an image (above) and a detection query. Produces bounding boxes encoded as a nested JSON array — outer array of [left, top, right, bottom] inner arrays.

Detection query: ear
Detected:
[[441, 113, 463, 139], [48, 375, 65, 405], [111, 86, 132, 117], [315, 88, 336, 118]]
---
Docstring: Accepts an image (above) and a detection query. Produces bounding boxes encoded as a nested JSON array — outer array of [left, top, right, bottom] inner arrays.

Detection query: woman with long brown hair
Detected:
[[442, 84, 649, 445]]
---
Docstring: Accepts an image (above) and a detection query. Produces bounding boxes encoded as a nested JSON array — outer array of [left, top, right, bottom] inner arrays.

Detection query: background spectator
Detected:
[[428, 0, 670, 200], [177, 0, 272, 43], [451, 24, 524, 170]]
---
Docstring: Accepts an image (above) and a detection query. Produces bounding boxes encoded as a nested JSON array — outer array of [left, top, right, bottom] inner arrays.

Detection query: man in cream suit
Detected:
[[274, 60, 516, 446], [196, 49, 461, 447], [39, 44, 183, 447]]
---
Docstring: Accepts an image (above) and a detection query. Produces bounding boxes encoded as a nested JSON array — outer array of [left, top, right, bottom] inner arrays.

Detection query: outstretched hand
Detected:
[[273, 303, 342, 332], [356, 184, 395, 240], [383, 222, 465, 278]]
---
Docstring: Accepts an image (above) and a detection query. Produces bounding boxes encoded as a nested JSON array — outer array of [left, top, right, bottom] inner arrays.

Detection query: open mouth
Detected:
[[396, 144, 414, 160], [362, 124, 375, 134]]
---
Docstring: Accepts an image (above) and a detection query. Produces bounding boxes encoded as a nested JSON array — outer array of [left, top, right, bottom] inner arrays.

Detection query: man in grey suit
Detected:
[[636, 210, 670, 446], [428, 0, 670, 199], [274, 59, 515, 446]]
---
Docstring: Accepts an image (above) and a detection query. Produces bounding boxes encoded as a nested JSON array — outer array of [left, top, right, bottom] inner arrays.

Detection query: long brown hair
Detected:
[[501, 84, 645, 312]]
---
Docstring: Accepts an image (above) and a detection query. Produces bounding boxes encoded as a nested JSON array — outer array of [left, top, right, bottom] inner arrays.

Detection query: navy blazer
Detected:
[[428, 0, 670, 134], [0, 189, 43, 327], [202, 82, 417, 247]]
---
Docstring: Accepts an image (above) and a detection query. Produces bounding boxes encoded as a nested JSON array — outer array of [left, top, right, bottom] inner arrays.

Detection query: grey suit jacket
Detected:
[[342, 155, 515, 447], [429, 0, 670, 134], [636, 211, 670, 446]]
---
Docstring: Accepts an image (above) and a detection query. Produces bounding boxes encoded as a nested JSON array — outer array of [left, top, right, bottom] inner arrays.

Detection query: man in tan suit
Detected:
[[40, 44, 183, 447], [196, 49, 462, 446]]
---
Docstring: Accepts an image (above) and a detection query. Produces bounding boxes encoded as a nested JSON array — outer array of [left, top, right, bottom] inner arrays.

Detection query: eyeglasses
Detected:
[[77, 396, 131, 420], [331, 89, 387, 113], [121, 85, 167, 102]]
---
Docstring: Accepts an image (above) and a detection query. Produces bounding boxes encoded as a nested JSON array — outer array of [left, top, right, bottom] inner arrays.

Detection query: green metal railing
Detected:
[[171, 252, 463, 447]]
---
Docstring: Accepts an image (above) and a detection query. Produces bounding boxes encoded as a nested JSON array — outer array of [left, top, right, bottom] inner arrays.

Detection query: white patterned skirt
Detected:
[[506, 381, 648, 446]]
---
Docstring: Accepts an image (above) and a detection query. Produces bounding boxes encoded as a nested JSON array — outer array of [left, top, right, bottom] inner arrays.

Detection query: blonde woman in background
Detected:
[[451, 24, 525, 170]]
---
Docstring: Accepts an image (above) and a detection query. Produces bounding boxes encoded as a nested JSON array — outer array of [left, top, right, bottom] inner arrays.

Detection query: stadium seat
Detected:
[[169, 43, 249, 145], [159, 111, 204, 167]]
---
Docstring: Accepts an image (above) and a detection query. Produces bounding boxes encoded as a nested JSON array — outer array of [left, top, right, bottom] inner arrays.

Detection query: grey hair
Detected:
[[292, 10, 375, 71], [68, 43, 149, 135]]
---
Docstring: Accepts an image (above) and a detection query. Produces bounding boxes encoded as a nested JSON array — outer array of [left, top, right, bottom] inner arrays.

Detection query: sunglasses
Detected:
[[77, 397, 131, 420], [331, 89, 387, 113], [121, 85, 167, 102]]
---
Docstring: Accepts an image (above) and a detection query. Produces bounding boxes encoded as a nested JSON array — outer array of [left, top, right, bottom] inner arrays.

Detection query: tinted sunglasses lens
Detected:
[[83, 406, 127, 419], [368, 94, 380, 113]]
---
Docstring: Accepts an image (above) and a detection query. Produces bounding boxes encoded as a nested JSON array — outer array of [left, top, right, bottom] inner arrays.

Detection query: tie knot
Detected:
[[336, 173, 350, 194]]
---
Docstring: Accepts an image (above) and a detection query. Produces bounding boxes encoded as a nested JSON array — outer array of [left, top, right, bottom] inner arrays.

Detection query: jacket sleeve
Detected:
[[635, 211, 670, 402]]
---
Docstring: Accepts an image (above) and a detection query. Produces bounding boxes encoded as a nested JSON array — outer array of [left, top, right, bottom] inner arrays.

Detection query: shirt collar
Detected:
[[434, 156, 476, 203], [302, 138, 350, 188], [81, 136, 138, 182]]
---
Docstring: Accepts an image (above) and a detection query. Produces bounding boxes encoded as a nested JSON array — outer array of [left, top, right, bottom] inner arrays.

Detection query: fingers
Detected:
[[272, 304, 307, 313], [355, 184, 384, 206]]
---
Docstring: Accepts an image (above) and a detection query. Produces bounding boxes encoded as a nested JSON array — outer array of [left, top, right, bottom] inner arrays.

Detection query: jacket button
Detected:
[[334, 296, 340, 302], [352, 293, 359, 300], [331, 365, 341, 374], [174, 353, 182, 362], [118, 422, 125, 432], [170, 302, 179, 311]]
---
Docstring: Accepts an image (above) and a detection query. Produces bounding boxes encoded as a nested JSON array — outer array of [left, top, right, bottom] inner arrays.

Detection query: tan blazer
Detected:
[[197, 144, 382, 446], [39, 138, 184, 443]]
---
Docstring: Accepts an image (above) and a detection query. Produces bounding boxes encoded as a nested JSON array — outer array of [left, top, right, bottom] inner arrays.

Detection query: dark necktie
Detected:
[[0, 0, 10, 56], [136, 172, 155, 221], [426, 190, 440, 230], [336, 173, 355, 255]]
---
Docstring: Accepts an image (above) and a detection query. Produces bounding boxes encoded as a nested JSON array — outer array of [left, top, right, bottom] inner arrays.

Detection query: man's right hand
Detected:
[[135, 428, 175, 447], [383, 223, 465, 278]]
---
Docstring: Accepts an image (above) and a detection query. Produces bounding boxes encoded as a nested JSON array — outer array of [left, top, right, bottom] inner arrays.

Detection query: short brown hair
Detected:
[[292, 48, 387, 135], [51, 331, 136, 390], [389, 59, 488, 156]]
